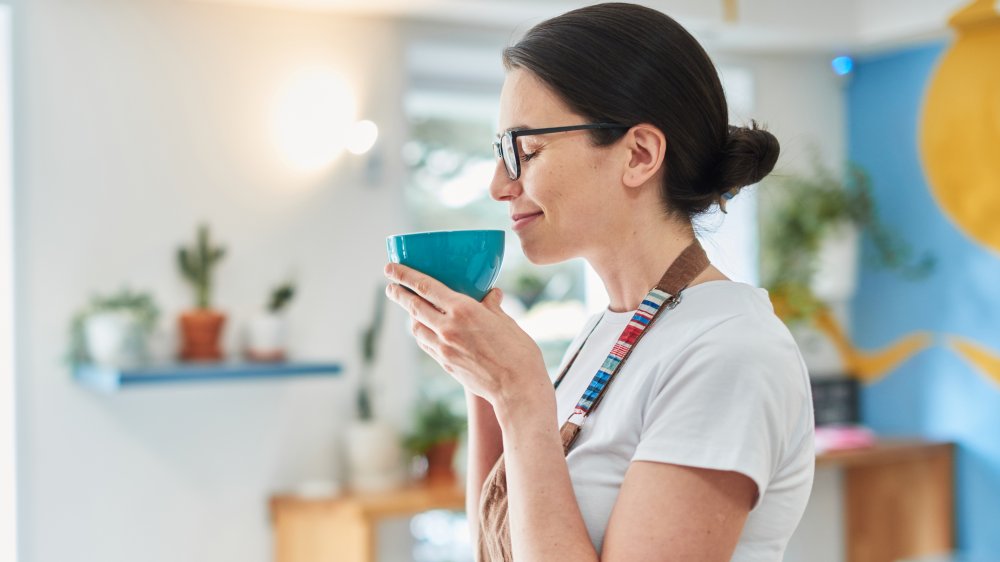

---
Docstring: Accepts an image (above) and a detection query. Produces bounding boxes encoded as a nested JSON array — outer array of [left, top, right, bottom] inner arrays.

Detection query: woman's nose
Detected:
[[489, 160, 521, 202]]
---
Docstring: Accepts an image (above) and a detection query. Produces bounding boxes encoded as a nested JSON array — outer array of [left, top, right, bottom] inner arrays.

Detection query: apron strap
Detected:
[[559, 239, 710, 451], [655, 240, 710, 295]]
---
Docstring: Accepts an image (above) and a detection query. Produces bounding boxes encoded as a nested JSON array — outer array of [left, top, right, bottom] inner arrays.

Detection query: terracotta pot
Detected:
[[179, 309, 226, 361], [424, 440, 459, 484]]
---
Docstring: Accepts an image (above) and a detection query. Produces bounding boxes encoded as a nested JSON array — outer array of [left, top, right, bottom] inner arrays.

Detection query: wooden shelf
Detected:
[[73, 360, 342, 392]]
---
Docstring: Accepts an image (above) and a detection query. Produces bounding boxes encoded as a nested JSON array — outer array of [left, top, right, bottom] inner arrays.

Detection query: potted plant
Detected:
[[177, 223, 227, 361], [245, 279, 295, 362], [67, 288, 160, 369], [357, 284, 384, 422], [403, 396, 467, 484], [344, 286, 406, 493], [760, 160, 933, 325], [512, 270, 548, 310]]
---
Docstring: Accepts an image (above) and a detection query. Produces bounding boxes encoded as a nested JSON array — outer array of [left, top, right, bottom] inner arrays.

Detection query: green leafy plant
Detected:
[[67, 288, 160, 365], [177, 224, 226, 309], [267, 280, 296, 313], [513, 271, 548, 310], [403, 397, 467, 456], [357, 285, 386, 421], [761, 160, 933, 324]]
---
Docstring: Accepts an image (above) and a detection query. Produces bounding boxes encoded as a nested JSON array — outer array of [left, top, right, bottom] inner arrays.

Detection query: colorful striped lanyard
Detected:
[[552, 240, 710, 448]]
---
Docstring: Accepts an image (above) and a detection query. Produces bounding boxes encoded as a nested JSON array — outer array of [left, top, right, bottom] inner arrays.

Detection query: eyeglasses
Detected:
[[492, 123, 629, 180]]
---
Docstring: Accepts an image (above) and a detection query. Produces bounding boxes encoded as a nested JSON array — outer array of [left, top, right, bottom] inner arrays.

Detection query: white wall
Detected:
[[15, 1, 414, 561], [714, 52, 847, 171], [1, 3, 17, 561]]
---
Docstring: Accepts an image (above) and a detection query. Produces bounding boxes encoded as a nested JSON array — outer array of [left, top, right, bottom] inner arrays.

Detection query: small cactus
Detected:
[[177, 223, 226, 309]]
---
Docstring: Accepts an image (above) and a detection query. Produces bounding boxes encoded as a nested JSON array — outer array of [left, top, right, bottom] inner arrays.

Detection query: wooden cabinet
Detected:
[[817, 440, 954, 562], [270, 481, 464, 562], [270, 440, 953, 562]]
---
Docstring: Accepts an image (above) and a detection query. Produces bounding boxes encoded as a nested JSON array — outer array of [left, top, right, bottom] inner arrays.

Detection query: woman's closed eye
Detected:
[[519, 141, 541, 162]]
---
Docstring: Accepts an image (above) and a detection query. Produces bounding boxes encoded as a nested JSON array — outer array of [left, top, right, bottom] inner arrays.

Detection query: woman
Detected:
[[384, 3, 814, 561]]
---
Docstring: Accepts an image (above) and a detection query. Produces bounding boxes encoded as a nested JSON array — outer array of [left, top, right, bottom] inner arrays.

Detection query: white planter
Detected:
[[345, 419, 405, 493], [84, 311, 147, 368], [811, 223, 860, 303], [806, 223, 859, 377], [246, 312, 287, 358]]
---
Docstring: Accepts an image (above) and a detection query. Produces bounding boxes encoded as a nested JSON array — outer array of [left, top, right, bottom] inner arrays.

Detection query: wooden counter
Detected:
[[270, 480, 464, 562], [270, 440, 953, 562]]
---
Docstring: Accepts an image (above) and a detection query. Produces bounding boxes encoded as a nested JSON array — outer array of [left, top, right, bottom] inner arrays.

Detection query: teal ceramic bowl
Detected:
[[386, 230, 505, 302]]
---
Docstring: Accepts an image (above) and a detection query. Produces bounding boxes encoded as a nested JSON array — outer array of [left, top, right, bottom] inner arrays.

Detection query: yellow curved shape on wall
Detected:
[[813, 308, 934, 383], [920, 0, 1000, 253], [948, 337, 1000, 388]]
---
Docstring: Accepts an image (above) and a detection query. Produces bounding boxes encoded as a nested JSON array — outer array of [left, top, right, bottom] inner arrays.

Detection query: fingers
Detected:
[[384, 263, 456, 309], [385, 282, 443, 333], [411, 320, 444, 362], [481, 288, 504, 312]]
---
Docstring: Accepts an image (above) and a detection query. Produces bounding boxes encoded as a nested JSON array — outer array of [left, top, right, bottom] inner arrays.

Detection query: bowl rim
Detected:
[[385, 229, 505, 240]]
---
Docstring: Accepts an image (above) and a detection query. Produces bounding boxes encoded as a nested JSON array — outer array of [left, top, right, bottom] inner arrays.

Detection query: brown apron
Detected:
[[476, 240, 711, 561]]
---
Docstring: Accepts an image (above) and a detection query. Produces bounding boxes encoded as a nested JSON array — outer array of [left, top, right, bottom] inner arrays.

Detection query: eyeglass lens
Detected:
[[501, 132, 518, 179]]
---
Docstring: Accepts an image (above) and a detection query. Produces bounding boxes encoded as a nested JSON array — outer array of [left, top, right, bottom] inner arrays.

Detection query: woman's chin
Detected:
[[518, 240, 574, 266]]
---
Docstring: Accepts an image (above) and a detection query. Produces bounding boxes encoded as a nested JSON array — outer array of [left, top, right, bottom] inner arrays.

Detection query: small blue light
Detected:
[[832, 56, 854, 76]]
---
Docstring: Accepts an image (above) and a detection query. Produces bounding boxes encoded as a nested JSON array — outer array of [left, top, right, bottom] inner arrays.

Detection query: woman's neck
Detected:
[[586, 216, 706, 313]]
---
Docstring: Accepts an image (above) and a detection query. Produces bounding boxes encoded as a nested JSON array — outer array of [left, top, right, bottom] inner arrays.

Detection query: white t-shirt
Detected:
[[551, 280, 814, 561]]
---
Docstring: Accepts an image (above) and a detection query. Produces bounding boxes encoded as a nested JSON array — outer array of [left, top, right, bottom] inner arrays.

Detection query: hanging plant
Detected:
[[760, 159, 933, 324]]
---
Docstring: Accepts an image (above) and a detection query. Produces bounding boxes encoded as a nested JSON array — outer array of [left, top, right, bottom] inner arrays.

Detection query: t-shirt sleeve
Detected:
[[630, 315, 803, 509]]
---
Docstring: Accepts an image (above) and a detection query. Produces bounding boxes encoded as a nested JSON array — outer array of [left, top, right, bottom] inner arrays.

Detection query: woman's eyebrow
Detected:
[[497, 124, 530, 136]]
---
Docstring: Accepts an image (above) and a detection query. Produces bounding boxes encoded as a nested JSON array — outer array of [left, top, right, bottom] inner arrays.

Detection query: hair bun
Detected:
[[713, 121, 780, 197]]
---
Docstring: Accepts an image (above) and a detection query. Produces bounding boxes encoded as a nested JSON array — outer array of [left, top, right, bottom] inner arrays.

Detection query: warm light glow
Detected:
[[273, 68, 357, 172], [347, 119, 378, 155]]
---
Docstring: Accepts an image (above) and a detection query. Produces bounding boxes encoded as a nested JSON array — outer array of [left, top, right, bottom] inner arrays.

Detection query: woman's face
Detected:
[[490, 69, 623, 265]]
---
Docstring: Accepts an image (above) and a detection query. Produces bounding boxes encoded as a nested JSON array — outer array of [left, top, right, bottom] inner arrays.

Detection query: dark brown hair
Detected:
[[503, 2, 779, 219]]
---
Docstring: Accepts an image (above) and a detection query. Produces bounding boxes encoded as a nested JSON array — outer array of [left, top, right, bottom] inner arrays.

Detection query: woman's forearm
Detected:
[[465, 389, 504, 547], [496, 384, 599, 562]]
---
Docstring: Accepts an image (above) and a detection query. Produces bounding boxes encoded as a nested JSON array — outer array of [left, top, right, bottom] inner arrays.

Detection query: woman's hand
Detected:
[[383, 263, 551, 411]]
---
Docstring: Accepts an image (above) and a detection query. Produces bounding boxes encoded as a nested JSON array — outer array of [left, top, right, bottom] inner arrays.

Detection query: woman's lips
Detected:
[[512, 211, 544, 231]]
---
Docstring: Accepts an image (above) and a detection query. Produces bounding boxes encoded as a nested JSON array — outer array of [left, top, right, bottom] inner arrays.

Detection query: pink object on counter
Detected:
[[814, 424, 877, 455]]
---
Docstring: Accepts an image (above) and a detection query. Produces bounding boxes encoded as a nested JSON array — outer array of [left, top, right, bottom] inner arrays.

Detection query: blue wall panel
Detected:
[[849, 43, 1000, 561]]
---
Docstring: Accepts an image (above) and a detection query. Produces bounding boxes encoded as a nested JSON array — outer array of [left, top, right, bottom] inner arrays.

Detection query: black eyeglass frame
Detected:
[[492, 123, 630, 180]]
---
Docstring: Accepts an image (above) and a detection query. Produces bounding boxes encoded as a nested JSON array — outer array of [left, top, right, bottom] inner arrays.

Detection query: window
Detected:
[[402, 36, 590, 562]]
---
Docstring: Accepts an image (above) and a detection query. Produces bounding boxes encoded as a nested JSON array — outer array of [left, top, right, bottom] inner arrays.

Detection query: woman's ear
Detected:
[[622, 124, 667, 188]]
